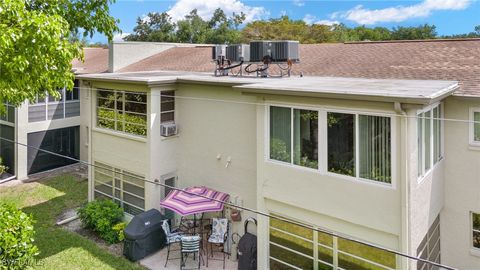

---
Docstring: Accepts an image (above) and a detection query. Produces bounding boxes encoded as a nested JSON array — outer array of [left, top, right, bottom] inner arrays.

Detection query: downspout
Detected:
[[394, 101, 410, 269]]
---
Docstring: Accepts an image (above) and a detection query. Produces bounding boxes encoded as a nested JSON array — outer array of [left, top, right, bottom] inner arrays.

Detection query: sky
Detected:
[[90, 0, 480, 43]]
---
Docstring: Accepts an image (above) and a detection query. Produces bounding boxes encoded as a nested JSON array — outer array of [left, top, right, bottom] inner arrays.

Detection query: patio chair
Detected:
[[180, 235, 202, 270], [161, 220, 184, 267], [206, 218, 229, 269]]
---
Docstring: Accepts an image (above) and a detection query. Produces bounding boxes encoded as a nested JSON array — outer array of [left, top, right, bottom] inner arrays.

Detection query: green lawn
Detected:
[[0, 174, 145, 270]]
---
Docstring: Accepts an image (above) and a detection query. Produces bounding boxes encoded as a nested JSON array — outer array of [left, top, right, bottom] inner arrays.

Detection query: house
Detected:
[[0, 47, 108, 181], [76, 39, 480, 270]]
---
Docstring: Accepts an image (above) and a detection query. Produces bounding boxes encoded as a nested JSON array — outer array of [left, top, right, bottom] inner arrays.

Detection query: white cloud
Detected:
[[113, 33, 130, 42], [342, 0, 471, 25], [303, 14, 339, 26], [293, 0, 305, 7], [167, 0, 268, 23], [315, 20, 340, 26]]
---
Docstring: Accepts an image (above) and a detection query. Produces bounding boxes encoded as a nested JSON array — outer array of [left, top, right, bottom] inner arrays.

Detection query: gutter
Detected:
[[395, 102, 411, 267]]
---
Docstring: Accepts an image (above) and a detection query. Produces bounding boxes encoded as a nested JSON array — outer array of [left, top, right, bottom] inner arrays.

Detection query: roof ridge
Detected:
[[344, 38, 480, 45]]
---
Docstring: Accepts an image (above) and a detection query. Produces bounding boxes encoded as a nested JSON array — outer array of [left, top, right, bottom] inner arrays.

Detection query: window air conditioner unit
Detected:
[[161, 123, 177, 137]]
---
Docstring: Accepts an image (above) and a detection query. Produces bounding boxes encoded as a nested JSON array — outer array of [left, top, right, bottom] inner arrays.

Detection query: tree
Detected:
[[391, 24, 437, 40], [0, 0, 119, 110], [124, 12, 176, 42]]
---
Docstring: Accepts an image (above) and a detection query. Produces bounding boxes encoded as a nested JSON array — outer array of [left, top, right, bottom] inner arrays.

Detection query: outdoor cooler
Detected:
[[123, 209, 167, 261]]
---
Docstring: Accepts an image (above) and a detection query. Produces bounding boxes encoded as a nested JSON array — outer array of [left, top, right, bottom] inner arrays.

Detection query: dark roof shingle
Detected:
[[73, 48, 109, 74], [120, 40, 480, 96]]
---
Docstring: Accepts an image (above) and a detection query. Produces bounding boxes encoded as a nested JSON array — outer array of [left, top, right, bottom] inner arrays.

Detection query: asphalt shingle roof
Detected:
[[119, 39, 480, 97], [72, 48, 109, 74]]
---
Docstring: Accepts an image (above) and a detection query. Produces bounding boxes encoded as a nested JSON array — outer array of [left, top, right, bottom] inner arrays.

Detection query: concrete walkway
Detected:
[[140, 247, 238, 270]]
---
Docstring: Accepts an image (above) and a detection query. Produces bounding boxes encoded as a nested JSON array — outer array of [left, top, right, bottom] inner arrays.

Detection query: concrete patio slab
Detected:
[[140, 247, 238, 270]]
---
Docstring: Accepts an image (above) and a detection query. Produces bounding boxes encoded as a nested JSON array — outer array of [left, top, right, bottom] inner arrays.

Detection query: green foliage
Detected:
[[126, 8, 245, 44], [97, 108, 147, 136], [77, 200, 124, 244], [0, 203, 38, 270], [0, 158, 8, 175], [112, 222, 127, 242], [0, 0, 119, 110], [270, 138, 290, 162]]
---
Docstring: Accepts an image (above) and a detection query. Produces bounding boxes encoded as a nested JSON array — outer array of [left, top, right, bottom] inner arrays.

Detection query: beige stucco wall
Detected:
[[172, 84, 258, 235], [254, 94, 404, 268], [441, 96, 480, 270]]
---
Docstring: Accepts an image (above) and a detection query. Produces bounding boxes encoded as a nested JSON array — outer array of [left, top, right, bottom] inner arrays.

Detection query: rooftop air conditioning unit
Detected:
[[161, 122, 177, 137], [249, 41, 273, 62], [212, 45, 227, 60], [272, 40, 300, 62], [226, 44, 250, 62]]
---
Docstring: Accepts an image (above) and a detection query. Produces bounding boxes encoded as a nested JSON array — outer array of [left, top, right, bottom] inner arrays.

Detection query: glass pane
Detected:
[[474, 231, 480, 249], [270, 107, 292, 163], [269, 244, 313, 270], [270, 228, 313, 257], [425, 111, 432, 171], [125, 122, 147, 136], [125, 101, 146, 114], [270, 216, 313, 240], [318, 245, 333, 265], [359, 115, 391, 183], [328, 112, 355, 177], [338, 238, 396, 269], [161, 101, 175, 112], [123, 193, 145, 209], [123, 182, 144, 197], [474, 112, 480, 142], [418, 113, 424, 177], [161, 112, 174, 123], [125, 92, 147, 103], [433, 107, 439, 163], [293, 109, 318, 169], [473, 213, 480, 230]]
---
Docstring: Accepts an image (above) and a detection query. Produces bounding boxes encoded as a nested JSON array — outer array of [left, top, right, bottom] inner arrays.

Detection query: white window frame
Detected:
[[160, 90, 175, 124], [471, 212, 480, 253], [93, 161, 145, 216], [95, 88, 148, 137], [469, 108, 480, 147], [417, 102, 444, 181], [266, 104, 396, 189]]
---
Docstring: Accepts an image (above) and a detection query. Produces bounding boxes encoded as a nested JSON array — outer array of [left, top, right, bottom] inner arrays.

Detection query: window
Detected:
[[270, 106, 318, 169], [269, 214, 396, 270], [93, 161, 145, 216], [418, 104, 443, 178], [28, 84, 80, 122], [473, 213, 480, 250], [96, 89, 147, 136], [328, 112, 392, 183], [470, 108, 480, 145], [0, 103, 15, 123], [161, 91, 175, 123]]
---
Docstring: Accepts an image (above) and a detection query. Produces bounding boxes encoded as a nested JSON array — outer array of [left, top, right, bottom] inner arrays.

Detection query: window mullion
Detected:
[[291, 108, 294, 165], [122, 92, 126, 132], [355, 114, 360, 179]]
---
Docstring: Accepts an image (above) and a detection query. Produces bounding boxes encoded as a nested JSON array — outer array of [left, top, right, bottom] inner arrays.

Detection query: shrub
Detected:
[[0, 203, 38, 270], [77, 200, 124, 244], [0, 158, 8, 175], [112, 222, 127, 242]]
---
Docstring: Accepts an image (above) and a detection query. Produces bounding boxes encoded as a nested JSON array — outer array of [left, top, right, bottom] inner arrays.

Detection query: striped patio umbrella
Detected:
[[160, 186, 230, 216]]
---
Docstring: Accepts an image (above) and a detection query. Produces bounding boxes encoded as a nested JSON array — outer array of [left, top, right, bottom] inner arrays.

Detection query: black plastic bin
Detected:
[[123, 209, 167, 261]]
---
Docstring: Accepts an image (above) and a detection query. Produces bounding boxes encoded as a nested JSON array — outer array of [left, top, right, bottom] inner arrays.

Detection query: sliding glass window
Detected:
[[270, 107, 318, 169], [96, 89, 147, 137], [327, 113, 355, 177], [418, 104, 443, 178], [328, 113, 391, 184]]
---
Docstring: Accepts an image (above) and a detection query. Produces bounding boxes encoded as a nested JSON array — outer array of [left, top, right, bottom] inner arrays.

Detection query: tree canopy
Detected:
[[125, 8, 245, 44], [0, 0, 119, 109], [126, 9, 479, 44]]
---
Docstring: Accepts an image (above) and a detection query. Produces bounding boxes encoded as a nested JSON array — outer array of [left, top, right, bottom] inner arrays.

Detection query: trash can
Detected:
[[123, 209, 167, 261]]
